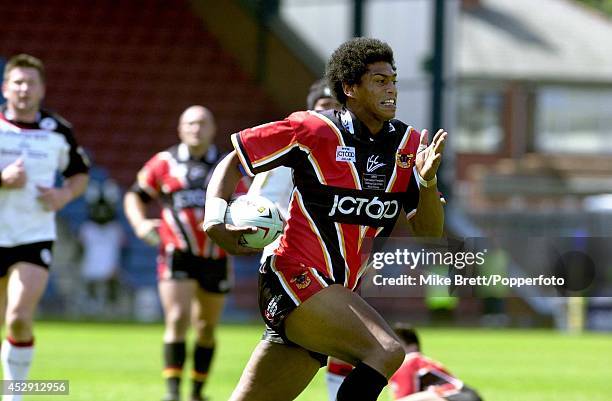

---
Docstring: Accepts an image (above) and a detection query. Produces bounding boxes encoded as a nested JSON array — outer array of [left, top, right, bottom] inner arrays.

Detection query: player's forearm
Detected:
[[204, 150, 258, 253], [63, 173, 89, 201], [410, 186, 444, 237], [206, 150, 243, 201], [123, 191, 148, 229]]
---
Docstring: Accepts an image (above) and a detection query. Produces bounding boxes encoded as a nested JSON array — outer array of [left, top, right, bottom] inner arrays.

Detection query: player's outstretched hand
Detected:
[[1, 157, 27, 188], [206, 223, 260, 255], [415, 129, 447, 181]]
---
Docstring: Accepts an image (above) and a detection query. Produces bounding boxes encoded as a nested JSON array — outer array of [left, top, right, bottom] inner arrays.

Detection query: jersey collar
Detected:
[[177, 143, 218, 163], [1, 104, 42, 126], [339, 108, 395, 143]]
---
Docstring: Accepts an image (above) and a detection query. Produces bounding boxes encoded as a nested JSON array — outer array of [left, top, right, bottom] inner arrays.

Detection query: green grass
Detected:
[[11, 322, 611, 400]]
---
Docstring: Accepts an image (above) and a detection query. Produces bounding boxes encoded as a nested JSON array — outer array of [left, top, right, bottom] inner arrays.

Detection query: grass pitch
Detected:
[[17, 321, 612, 401]]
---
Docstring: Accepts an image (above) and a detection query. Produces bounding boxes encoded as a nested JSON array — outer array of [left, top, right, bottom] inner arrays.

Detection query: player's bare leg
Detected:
[[0, 275, 8, 331], [158, 279, 197, 401], [229, 340, 321, 401], [0, 273, 9, 375], [189, 288, 225, 401], [285, 284, 404, 401], [286, 285, 403, 373], [1, 263, 49, 401], [229, 284, 403, 401], [160, 279, 197, 341], [192, 288, 225, 347], [4, 263, 48, 341]]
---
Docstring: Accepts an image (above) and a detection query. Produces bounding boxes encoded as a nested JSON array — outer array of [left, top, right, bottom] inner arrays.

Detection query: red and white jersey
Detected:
[[390, 352, 463, 399], [134, 143, 226, 259], [232, 109, 421, 288]]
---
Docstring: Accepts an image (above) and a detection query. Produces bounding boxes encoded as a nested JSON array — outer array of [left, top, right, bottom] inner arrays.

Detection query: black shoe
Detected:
[[190, 396, 209, 401]]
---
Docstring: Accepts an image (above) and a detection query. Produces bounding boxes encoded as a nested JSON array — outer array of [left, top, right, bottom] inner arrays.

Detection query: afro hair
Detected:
[[325, 37, 395, 105]]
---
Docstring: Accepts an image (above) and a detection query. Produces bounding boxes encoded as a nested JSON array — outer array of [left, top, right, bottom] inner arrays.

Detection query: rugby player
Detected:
[[124, 106, 229, 401], [0, 54, 89, 401], [390, 325, 483, 401], [204, 38, 446, 401]]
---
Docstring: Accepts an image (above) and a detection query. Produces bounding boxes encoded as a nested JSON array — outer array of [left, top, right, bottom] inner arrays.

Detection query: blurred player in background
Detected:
[[203, 37, 446, 401], [327, 324, 483, 401], [390, 325, 483, 401], [306, 78, 342, 112], [0, 54, 89, 401], [124, 106, 229, 401]]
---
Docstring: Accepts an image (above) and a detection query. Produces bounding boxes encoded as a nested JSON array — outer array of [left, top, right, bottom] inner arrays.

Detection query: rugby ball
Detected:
[[225, 195, 284, 249]]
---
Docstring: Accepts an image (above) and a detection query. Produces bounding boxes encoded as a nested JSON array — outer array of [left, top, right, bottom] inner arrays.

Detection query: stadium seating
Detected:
[[0, 0, 280, 186]]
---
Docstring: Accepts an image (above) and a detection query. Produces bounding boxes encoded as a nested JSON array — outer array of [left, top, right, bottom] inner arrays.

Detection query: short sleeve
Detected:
[[134, 153, 166, 198], [60, 128, 90, 178], [231, 115, 301, 177]]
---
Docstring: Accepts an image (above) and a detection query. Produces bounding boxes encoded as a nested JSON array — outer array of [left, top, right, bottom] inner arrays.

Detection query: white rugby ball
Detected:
[[225, 195, 284, 249]]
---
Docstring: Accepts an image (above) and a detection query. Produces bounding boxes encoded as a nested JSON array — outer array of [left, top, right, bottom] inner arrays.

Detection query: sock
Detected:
[[327, 359, 353, 401], [326, 372, 345, 401], [1, 337, 35, 401], [336, 362, 387, 401], [191, 344, 214, 398], [163, 342, 186, 398]]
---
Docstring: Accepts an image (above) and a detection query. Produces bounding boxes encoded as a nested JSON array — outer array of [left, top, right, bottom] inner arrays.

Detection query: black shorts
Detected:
[[446, 386, 483, 401], [0, 241, 53, 278], [158, 249, 231, 294], [258, 257, 329, 367]]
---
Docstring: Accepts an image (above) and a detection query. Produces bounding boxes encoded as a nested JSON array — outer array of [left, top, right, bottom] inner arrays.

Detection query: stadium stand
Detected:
[[0, 0, 292, 314], [0, 0, 282, 187]]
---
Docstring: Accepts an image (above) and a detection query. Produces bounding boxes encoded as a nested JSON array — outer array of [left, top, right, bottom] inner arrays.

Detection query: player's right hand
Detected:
[[205, 223, 260, 255], [415, 128, 447, 181], [136, 219, 161, 246], [1, 158, 27, 188]]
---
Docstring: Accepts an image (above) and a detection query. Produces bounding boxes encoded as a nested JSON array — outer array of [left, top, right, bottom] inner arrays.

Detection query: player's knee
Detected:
[[368, 337, 404, 376], [361, 338, 405, 377], [165, 310, 190, 333], [193, 320, 216, 344], [383, 338, 405, 374]]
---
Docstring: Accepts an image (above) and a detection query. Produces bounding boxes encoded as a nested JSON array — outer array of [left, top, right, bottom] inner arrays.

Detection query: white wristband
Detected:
[[203, 197, 228, 231], [417, 173, 437, 188]]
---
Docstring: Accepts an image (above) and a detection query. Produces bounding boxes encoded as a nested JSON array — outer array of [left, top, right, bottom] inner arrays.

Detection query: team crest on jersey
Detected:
[[39, 117, 58, 131], [336, 146, 356, 162], [291, 272, 312, 289], [396, 152, 414, 169]]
